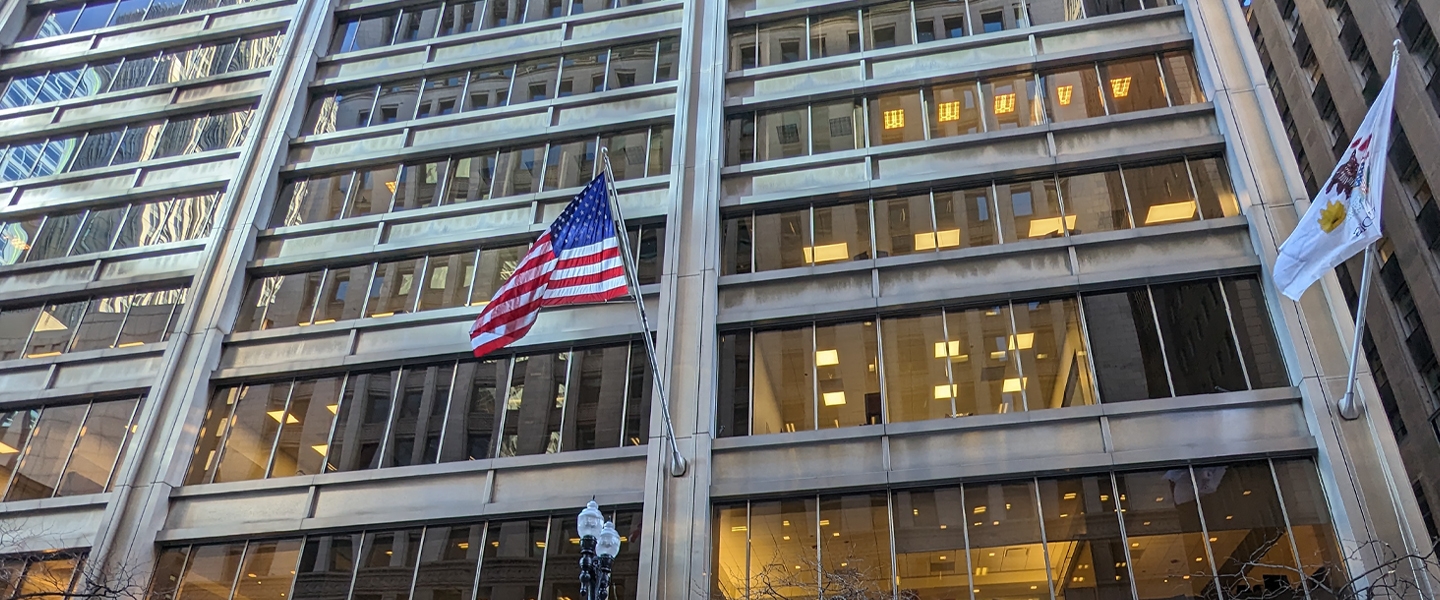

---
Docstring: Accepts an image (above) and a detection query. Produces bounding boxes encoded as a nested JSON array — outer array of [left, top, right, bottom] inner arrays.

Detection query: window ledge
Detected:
[[719, 101, 1216, 182], [320, 0, 683, 67], [0, 147, 242, 194], [0, 491, 113, 515], [169, 438, 651, 499], [289, 80, 678, 150], [0, 238, 209, 278], [5, 0, 295, 54], [716, 213, 1249, 288], [711, 386, 1301, 451], [222, 284, 660, 344], [0, 69, 270, 126]]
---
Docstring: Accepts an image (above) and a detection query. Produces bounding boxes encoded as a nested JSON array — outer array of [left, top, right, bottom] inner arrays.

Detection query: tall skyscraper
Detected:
[[1240, 0, 1440, 550], [0, 0, 1432, 598]]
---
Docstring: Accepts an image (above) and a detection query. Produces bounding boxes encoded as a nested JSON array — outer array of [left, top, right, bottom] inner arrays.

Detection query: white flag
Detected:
[[1273, 68, 1396, 300]]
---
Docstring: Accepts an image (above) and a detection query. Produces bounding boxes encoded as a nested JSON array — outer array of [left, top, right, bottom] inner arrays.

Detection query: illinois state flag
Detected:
[[1273, 68, 1396, 300]]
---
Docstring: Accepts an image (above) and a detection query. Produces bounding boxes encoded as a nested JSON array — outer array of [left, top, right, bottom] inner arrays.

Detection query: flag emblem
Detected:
[[1318, 201, 1347, 233], [1273, 65, 1394, 300]]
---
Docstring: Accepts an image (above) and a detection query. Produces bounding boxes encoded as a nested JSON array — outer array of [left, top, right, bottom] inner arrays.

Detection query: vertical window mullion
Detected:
[[222, 541, 252, 600], [1071, 293, 1104, 405], [1115, 164, 1139, 229], [464, 248, 482, 304], [1186, 466, 1226, 590], [886, 491, 900, 599], [810, 323, 819, 431], [1093, 62, 1109, 115], [1266, 457, 1313, 592], [1214, 277, 1255, 390], [1006, 301, 1029, 413], [262, 380, 299, 478], [1155, 54, 1173, 107], [302, 269, 329, 326], [616, 341, 634, 447], [960, 484, 976, 600], [374, 365, 407, 466], [535, 517, 554, 593], [806, 105, 815, 155], [940, 307, 957, 417], [910, 0, 921, 43], [1182, 156, 1205, 221], [47, 401, 95, 498], [804, 16, 813, 61], [1032, 73, 1048, 124], [1110, 471, 1142, 600], [319, 375, 353, 465], [15, 303, 50, 364], [491, 357, 515, 458], [975, 80, 989, 133], [1031, 478, 1060, 600], [1145, 285, 1178, 397], [356, 261, 382, 322], [410, 256, 432, 313], [99, 396, 144, 491], [469, 518, 490, 599], [927, 189, 941, 254], [989, 182, 1003, 244], [405, 528, 428, 600], [747, 330, 756, 436], [1051, 174, 1070, 239]]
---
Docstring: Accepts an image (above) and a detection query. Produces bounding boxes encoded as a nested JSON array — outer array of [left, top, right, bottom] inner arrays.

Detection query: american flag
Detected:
[[469, 174, 629, 357]]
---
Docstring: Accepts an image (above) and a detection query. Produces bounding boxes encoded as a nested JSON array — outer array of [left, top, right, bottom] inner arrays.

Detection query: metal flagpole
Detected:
[[1338, 42, 1403, 420], [1337, 243, 1374, 420], [597, 146, 688, 478]]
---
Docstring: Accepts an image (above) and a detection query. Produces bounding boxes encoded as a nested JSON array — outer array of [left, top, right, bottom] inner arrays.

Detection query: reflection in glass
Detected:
[[1059, 169, 1130, 234], [1116, 469, 1218, 600], [232, 540, 302, 600], [965, 480, 1049, 598], [929, 82, 983, 138], [213, 382, 289, 483], [1082, 289, 1170, 401], [996, 178, 1066, 241], [1039, 475, 1131, 600], [269, 377, 343, 478], [1045, 66, 1104, 122], [5, 404, 84, 500], [25, 301, 86, 359], [751, 327, 814, 435], [1101, 56, 1168, 114]]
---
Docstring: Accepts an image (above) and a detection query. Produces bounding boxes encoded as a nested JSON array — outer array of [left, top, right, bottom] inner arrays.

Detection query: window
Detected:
[[716, 277, 1283, 434], [718, 460, 1345, 600], [0, 288, 187, 361], [18, 0, 258, 41], [719, 155, 1234, 273], [0, 108, 254, 183], [234, 226, 659, 332], [271, 124, 672, 227], [185, 341, 649, 484], [0, 396, 141, 500], [871, 90, 925, 145], [1044, 64, 1105, 122], [1100, 55, 1168, 113], [0, 551, 85, 598], [724, 52, 1192, 163]]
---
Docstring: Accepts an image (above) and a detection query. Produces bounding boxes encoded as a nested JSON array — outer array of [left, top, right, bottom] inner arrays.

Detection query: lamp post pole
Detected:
[[576, 500, 621, 600]]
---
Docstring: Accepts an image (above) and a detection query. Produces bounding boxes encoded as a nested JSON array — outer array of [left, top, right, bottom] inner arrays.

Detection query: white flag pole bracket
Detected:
[[597, 146, 688, 478]]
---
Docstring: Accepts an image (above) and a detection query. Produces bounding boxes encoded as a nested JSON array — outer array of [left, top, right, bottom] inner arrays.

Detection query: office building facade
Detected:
[[0, 0, 1432, 597]]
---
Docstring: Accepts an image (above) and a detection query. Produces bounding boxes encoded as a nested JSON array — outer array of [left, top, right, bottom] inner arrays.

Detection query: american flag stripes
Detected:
[[468, 174, 629, 357]]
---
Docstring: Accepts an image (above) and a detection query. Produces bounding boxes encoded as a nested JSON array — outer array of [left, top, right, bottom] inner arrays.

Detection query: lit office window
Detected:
[[0, 396, 142, 500], [719, 276, 1283, 437], [0, 288, 187, 361], [716, 460, 1343, 600]]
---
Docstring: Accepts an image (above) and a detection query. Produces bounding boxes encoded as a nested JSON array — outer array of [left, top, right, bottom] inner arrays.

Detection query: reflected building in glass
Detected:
[[0, 0, 1434, 599]]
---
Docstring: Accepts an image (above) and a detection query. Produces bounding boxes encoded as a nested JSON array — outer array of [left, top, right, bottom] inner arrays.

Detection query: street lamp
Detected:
[[577, 500, 622, 600]]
